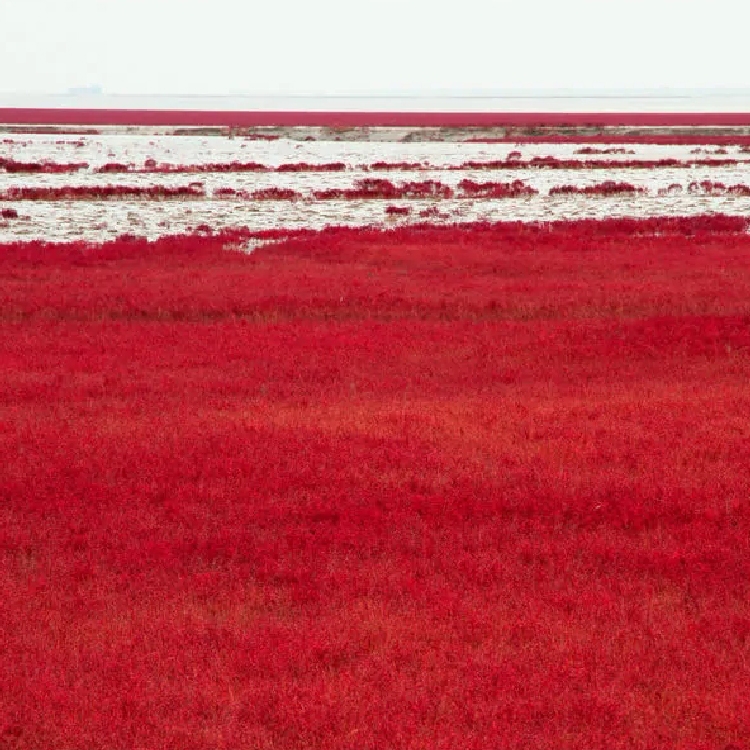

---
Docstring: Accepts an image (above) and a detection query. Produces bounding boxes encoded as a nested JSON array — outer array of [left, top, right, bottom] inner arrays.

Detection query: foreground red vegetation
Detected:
[[2, 217, 750, 749]]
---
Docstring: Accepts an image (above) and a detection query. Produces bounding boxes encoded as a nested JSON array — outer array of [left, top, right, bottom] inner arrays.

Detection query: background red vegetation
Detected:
[[3, 108, 750, 128], [2, 217, 750, 748]]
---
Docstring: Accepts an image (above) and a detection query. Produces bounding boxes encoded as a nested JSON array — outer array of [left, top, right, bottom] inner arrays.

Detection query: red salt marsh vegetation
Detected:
[[2, 216, 750, 749], [3, 107, 750, 129], [313, 178, 454, 200], [63, 156, 750, 177], [6, 178, 750, 207], [458, 179, 538, 198], [452, 156, 747, 171], [0, 184, 207, 201], [96, 162, 348, 175], [574, 147, 636, 155], [686, 181, 750, 196], [549, 181, 646, 196], [385, 204, 411, 216], [368, 161, 425, 171], [214, 187, 303, 201], [0, 158, 89, 173], [466, 134, 750, 146]]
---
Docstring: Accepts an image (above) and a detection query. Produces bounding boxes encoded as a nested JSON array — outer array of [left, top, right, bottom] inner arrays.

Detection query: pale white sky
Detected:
[[0, 0, 748, 96]]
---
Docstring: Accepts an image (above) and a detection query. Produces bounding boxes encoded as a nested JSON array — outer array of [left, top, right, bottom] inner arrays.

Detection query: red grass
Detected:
[[1, 207, 18, 219], [368, 161, 426, 171], [466, 134, 750, 145], [2, 216, 750, 748], [418, 206, 450, 219], [3, 108, 750, 127], [313, 178, 453, 200], [276, 162, 347, 173], [385, 205, 411, 216], [0, 184, 206, 201], [213, 187, 302, 201], [574, 147, 636, 155], [0, 158, 89, 174], [95, 162, 132, 173], [95, 162, 349, 174], [247, 187, 302, 201], [125, 157, 747, 175], [657, 183, 684, 196], [142, 161, 270, 173], [454, 156, 745, 170], [458, 179, 537, 198], [687, 181, 750, 196], [549, 181, 646, 196]]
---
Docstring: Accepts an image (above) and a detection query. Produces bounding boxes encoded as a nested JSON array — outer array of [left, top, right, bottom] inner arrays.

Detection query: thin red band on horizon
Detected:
[[3, 108, 750, 127]]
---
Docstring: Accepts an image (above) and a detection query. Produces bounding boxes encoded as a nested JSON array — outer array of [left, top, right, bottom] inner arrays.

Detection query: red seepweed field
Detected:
[[2, 214, 750, 748]]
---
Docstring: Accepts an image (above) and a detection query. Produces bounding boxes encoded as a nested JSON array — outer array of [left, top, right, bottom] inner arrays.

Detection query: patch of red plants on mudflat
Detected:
[[418, 205, 450, 219], [0, 184, 206, 201], [99, 161, 349, 174], [367, 156, 748, 172], [367, 161, 427, 171], [458, 179, 537, 198], [214, 187, 302, 201], [454, 156, 744, 170], [95, 162, 138, 173], [656, 181, 750, 197], [314, 178, 454, 200], [687, 181, 750, 196], [466, 133, 750, 146], [1, 207, 18, 219], [276, 162, 347, 173], [549, 181, 645, 196], [574, 146, 636, 155], [0, 158, 89, 173], [2, 216, 750, 749]]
